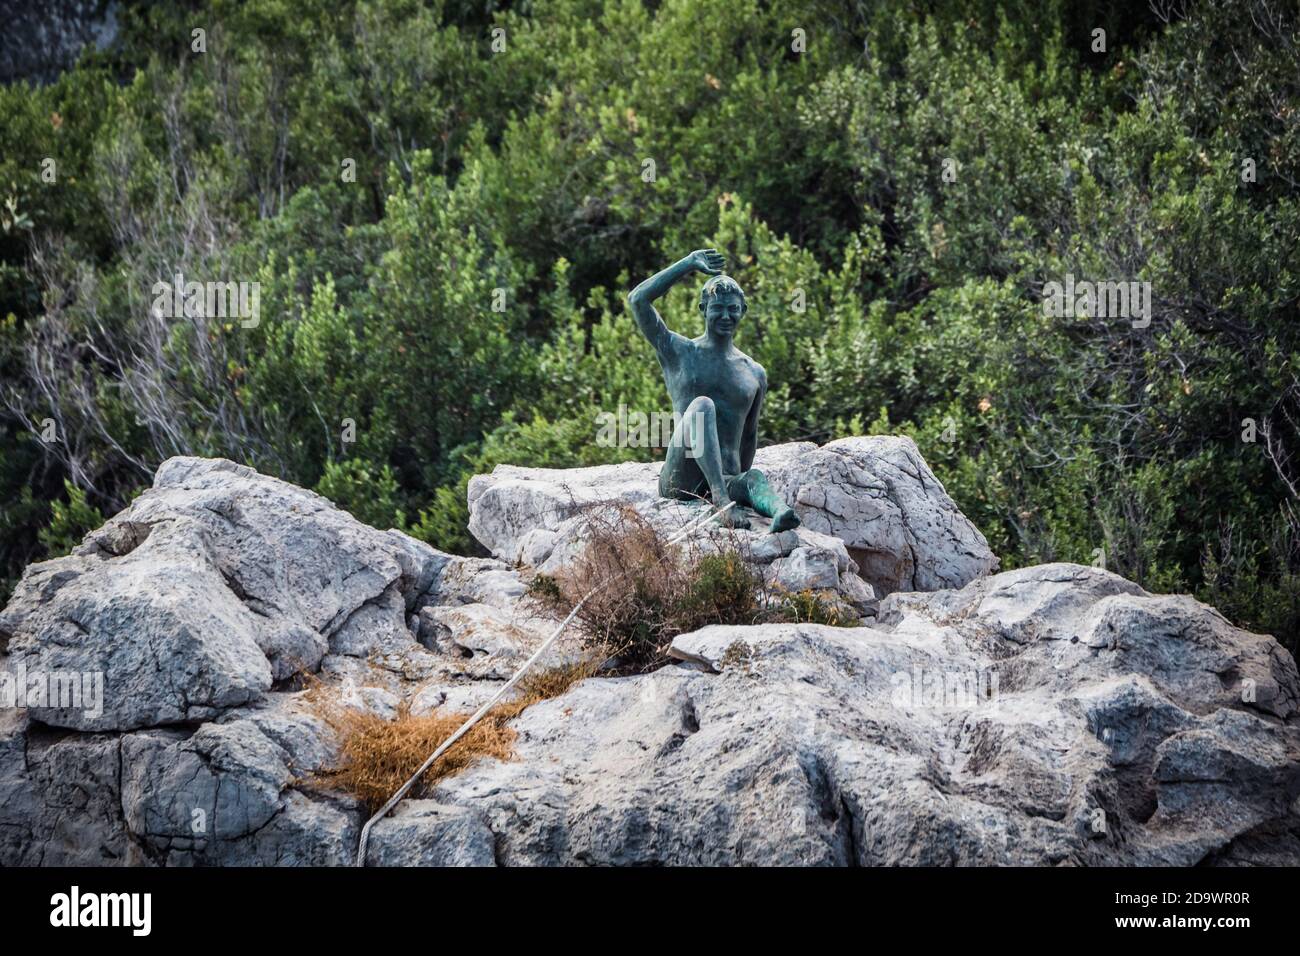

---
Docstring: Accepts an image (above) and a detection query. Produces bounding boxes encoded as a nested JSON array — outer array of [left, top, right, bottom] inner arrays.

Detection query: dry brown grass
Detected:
[[308, 658, 600, 811], [514, 656, 603, 701], [538, 507, 690, 656], [525, 507, 864, 671], [525, 506, 766, 671]]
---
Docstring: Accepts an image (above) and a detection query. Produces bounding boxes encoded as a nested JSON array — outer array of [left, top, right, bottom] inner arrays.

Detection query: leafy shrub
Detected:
[[770, 588, 856, 627], [315, 458, 404, 531], [679, 552, 760, 629], [38, 480, 104, 557]]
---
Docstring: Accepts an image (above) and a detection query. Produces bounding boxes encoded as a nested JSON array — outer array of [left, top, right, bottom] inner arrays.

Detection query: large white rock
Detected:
[[0, 456, 558, 865], [3, 457, 1296, 867], [417, 564, 1300, 866], [0, 457, 535, 731], [467, 436, 998, 600]]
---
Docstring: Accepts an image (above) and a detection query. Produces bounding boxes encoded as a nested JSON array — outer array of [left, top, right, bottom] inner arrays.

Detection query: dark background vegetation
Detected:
[[1, 0, 1297, 656]]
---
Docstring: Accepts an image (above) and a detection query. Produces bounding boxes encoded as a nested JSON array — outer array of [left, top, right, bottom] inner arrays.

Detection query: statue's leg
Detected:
[[659, 397, 748, 527], [727, 468, 801, 533], [658, 439, 707, 501]]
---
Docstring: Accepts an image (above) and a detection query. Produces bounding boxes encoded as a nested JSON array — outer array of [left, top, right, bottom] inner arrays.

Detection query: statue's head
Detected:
[[698, 274, 746, 337]]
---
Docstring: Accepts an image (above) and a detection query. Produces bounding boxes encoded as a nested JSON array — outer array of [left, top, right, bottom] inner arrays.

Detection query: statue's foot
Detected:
[[770, 506, 801, 533], [713, 501, 751, 528]]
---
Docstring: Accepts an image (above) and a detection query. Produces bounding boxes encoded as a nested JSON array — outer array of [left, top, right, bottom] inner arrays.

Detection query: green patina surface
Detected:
[[629, 249, 800, 533]]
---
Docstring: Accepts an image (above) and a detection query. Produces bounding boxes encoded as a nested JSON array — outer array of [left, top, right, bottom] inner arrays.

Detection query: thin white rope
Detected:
[[354, 500, 735, 865]]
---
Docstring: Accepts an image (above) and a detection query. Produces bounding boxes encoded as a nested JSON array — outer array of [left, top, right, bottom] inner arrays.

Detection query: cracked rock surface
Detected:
[[415, 565, 1300, 865], [2, 450, 1298, 866], [0, 456, 557, 865], [467, 436, 999, 609]]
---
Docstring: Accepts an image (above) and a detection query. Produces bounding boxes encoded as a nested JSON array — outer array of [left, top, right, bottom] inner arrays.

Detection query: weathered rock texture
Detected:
[[2, 448, 1298, 866], [0, 0, 121, 85], [376, 564, 1300, 866], [467, 436, 999, 612], [0, 457, 557, 864]]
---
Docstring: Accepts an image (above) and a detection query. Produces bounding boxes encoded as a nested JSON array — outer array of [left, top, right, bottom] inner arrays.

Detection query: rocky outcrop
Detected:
[[0, 457, 556, 865], [467, 436, 1000, 611], [0, 0, 121, 85], [0, 457, 537, 733], [2, 447, 1298, 866], [389, 564, 1300, 866]]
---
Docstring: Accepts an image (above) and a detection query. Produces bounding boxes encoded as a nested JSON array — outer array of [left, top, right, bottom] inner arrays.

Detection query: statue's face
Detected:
[[701, 290, 745, 337]]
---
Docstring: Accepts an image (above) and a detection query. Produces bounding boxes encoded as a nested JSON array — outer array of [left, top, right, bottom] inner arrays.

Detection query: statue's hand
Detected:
[[688, 248, 725, 276]]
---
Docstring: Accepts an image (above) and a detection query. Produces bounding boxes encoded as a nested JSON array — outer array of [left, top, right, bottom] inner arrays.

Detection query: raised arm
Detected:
[[627, 248, 725, 356]]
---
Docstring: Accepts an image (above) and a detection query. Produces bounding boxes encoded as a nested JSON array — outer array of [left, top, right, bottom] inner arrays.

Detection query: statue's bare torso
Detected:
[[659, 337, 763, 478]]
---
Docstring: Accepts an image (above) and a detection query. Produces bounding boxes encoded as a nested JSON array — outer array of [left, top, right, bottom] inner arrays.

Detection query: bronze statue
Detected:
[[628, 249, 800, 532]]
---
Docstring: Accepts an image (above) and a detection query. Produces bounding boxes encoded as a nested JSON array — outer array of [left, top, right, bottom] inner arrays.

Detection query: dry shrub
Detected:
[[315, 702, 517, 810], [525, 508, 865, 669], [309, 658, 599, 811], [514, 656, 602, 701], [525, 506, 764, 671]]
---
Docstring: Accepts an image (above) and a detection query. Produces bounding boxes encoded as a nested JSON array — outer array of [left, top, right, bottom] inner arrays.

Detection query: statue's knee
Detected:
[[685, 395, 716, 418], [681, 397, 716, 440]]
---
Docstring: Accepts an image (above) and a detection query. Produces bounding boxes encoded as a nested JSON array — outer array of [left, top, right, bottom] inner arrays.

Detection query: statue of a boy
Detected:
[[628, 248, 800, 533]]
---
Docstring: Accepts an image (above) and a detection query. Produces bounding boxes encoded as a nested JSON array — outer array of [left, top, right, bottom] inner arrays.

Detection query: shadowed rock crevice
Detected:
[[218, 567, 274, 619], [77, 519, 153, 559], [680, 698, 700, 734], [838, 794, 864, 867]]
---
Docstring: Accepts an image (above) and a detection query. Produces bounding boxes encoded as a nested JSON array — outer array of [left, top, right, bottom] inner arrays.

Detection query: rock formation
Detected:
[[468, 436, 1000, 607], [2, 445, 1297, 866]]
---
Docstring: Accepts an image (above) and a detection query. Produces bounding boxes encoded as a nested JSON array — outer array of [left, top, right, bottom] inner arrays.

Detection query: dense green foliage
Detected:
[[2, 0, 1297, 656]]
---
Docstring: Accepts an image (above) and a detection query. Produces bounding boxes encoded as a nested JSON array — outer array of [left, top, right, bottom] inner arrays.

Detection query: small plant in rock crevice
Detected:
[[525, 506, 859, 672], [771, 587, 856, 627]]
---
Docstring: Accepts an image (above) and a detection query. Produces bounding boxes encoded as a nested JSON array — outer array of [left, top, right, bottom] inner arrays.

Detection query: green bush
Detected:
[[38, 481, 105, 558], [1, 0, 1297, 661], [314, 458, 403, 531], [771, 589, 857, 628]]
